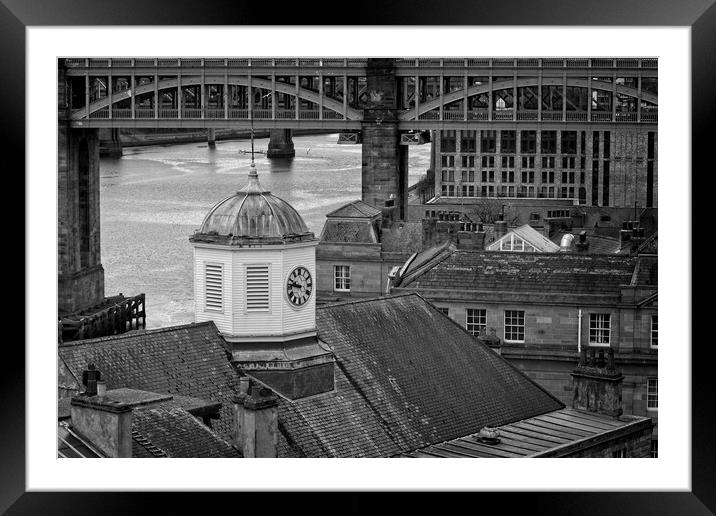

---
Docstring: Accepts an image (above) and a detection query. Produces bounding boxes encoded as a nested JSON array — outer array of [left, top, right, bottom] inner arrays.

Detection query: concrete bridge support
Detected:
[[361, 58, 408, 219], [207, 128, 216, 148], [58, 125, 105, 315], [99, 128, 123, 158], [266, 129, 295, 158]]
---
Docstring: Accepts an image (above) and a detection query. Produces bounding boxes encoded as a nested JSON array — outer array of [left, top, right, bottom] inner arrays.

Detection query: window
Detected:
[[541, 131, 557, 154], [481, 130, 496, 153], [461, 130, 476, 153], [440, 130, 457, 152], [204, 263, 223, 312], [501, 130, 516, 154], [647, 378, 658, 410], [612, 448, 628, 458], [650, 440, 658, 458], [466, 308, 487, 336], [504, 310, 525, 342], [589, 313, 611, 345], [651, 315, 658, 348], [561, 131, 577, 154], [246, 265, 270, 311], [334, 265, 351, 292], [520, 130, 537, 154]]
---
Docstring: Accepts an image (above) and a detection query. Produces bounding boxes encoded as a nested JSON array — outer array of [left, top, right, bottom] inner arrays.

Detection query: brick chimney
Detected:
[[70, 365, 133, 457], [494, 215, 508, 240], [233, 378, 279, 458], [575, 230, 589, 252], [571, 347, 624, 418]]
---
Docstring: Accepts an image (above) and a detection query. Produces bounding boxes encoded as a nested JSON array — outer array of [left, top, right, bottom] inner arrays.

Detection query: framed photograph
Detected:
[[9, 0, 708, 513]]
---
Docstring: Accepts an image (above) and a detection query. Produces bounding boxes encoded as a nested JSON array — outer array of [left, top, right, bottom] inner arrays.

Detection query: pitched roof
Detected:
[[59, 407, 240, 458], [57, 321, 239, 440], [487, 224, 560, 252], [131, 406, 240, 458], [276, 294, 563, 457], [551, 230, 623, 255], [325, 200, 383, 219], [380, 221, 425, 254], [396, 249, 638, 301], [319, 219, 378, 243]]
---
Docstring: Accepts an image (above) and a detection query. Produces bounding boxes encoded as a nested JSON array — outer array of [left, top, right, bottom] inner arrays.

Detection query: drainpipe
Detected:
[[577, 309, 583, 353]]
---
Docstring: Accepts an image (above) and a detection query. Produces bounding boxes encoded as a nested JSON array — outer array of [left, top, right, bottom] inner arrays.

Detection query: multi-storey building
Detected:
[[389, 245, 658, 455], [420, 60, 658, 211]]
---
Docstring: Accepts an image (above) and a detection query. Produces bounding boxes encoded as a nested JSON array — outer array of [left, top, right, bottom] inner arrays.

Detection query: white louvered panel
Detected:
[[205, 263, 223, 311], [246, 264, 270, 311]]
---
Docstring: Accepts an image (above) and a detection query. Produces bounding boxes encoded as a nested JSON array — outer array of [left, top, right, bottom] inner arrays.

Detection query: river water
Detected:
[[100, 132, 430, 328]]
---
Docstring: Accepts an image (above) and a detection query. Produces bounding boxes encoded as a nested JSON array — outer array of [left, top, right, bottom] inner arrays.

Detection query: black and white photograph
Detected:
[[55, 55, 660, 461], [9, 15, 705, 509]]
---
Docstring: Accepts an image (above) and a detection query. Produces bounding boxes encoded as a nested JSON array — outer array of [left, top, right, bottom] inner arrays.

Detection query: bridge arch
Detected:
[[399, 77, 657, 120], [71, 76, 363, 120]]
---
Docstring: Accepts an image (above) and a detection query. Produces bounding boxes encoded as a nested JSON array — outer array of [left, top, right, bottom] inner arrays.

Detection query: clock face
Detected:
[[286, 266, 313, 307]]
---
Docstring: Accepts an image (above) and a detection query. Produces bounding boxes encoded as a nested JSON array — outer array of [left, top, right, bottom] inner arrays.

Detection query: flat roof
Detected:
[[400, 407, 652, 458]]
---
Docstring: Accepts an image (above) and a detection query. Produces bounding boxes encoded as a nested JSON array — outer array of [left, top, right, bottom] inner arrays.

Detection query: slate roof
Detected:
[[325, 200, 383, 219], [59, 407, 240, 458], [57, 321, 239, 440], [550, 230, 623, 254], [131, 406, 240, 458], [380, 221, 425, 254], [488, 224, 560, 252], [319, 219, 378, 243], [275, 294, 564, 457], [397, 249, 638, 299]]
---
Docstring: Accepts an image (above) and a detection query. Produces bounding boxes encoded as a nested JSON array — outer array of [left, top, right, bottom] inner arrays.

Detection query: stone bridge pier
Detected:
[[267, 129, 295, 158], [58, 65, 105, 314], [99, 128, 123, 158], [361, 58, 408, 220]]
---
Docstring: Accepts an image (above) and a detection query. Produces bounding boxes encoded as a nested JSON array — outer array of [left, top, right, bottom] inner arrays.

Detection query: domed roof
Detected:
[[195, 161, 314, 243]]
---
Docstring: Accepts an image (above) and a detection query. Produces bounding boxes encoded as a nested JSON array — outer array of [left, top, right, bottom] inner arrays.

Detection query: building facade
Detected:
[[390, 248, 658, 454]]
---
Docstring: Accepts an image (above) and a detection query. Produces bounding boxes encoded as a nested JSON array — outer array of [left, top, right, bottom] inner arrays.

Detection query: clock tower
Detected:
[[190, 158, 334, 399]]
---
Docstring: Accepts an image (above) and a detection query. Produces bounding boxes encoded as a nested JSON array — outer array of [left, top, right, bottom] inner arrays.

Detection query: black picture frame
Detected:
[[6, 1, 708, 513]]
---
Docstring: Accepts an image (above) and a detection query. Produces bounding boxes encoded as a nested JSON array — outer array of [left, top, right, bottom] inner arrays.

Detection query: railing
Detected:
[[158, 108, 178, 118], [492, 110, 514, 120], [298, 110, 320, 120], [135, 109, 155, 119], [517, 111, 539, 120], [89, 108, 109, 119], [418, 111, 440, 120], [252, 109, 273, 119], [541, 112, 563, 121], [276, 109, 295, 119], [565, 111, 588, 121], [181, 108, 202, 118], [591, 112, 612, 121], [229, 109, 249, 118], [443, 110, 464, 120], [467, 110, 489, 120], [641, 111, 658, 123], [112, 109, 132, 119], [205, 108, 225, 119], [59, 293, 146, 343], [64, 57, 658, 71], [616, 112, 638, 122], [322, 109, 344, 120]]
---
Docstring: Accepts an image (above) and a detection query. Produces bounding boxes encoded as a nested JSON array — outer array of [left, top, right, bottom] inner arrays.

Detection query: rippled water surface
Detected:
[[101, 133, 430, 328]]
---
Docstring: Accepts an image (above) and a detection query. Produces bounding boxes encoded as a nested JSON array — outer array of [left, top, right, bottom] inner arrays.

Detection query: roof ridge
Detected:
[[57, 320, 218, 348], [317, 292, 420, 310]]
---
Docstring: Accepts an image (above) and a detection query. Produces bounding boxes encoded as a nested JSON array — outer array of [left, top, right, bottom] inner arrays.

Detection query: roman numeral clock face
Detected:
[[286, 266, 313, 306]]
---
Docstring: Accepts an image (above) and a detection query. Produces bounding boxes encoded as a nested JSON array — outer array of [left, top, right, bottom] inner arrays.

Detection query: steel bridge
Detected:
[[61, 57, 658, 130]]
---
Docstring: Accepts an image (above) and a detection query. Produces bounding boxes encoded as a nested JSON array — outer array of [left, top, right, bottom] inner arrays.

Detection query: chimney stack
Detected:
[[494, 214, 508, 240], [233, 378, 279, 458], [70, 365, 133, 457], [576, 230, 589, 251], [571, 348, 624, 418]]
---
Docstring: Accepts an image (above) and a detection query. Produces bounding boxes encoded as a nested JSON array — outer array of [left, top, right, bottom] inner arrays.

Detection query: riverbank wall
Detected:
[[119, 128, 336, 148]]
